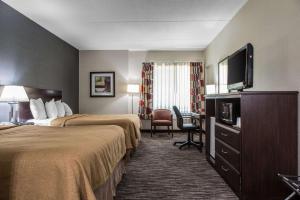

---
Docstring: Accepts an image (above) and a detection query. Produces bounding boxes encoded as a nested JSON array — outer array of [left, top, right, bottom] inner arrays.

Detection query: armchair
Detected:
[[151, 109, 173, 137]]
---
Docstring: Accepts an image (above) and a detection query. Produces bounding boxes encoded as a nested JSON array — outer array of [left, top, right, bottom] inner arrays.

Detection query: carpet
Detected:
[[115, 132, 238, 200]]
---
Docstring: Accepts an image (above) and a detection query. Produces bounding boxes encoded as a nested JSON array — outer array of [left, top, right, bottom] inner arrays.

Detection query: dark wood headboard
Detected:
[[0, 86, 62, 121]]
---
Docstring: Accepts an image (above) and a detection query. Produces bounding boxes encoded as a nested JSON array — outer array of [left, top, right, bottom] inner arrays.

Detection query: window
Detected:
[[153, 62, 190, 113]]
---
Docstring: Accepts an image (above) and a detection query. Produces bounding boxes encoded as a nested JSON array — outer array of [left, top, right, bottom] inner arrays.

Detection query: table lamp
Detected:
[[0, 85, 29, 123], [127, 84, 139, 114]]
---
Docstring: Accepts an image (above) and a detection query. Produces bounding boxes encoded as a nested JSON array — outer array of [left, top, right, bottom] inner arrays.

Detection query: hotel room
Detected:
[[0, 0, 299, 199]]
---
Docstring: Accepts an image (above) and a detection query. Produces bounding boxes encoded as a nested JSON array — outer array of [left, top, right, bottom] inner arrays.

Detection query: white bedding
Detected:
[[27, 118, 56, 126]]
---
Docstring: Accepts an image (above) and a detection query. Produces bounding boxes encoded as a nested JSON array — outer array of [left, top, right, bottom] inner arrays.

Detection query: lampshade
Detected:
[[0, 85, 29, 103], [127, 84, 139, 93]]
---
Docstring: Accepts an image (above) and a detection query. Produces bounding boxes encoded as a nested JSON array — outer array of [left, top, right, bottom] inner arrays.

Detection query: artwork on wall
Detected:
[[90, 72, 115, 97]]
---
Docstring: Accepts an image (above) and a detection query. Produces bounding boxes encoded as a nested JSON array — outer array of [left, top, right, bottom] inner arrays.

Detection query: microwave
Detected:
[[220, 102, 238, 125]]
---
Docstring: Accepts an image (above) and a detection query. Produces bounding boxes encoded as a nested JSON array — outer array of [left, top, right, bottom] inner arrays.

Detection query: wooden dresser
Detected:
[[205, 91, 298, 200]]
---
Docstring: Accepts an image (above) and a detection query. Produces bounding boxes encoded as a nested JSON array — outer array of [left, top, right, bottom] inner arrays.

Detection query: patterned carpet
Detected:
[[115, 132, 238, 200]]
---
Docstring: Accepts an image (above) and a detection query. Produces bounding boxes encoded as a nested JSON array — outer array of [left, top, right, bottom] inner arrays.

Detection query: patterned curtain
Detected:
[[190, 62, 205, 114], [139, 62, 154, 119]]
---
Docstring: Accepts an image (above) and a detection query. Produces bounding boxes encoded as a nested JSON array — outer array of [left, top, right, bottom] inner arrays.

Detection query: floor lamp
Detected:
[[127, 84, 139, 114]]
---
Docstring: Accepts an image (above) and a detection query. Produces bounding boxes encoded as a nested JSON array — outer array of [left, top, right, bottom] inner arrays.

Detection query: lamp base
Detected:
[[8, 103, 18, 123]]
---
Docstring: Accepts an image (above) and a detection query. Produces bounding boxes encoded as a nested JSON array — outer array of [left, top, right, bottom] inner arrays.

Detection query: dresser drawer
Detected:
[[215, 154, 241, 195], [216, 139, 240, 172], [215, 123, 240, 150]]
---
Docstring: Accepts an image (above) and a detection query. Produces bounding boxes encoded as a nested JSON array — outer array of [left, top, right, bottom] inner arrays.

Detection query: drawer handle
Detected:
[[221, 132, 228, 137], [221, 148, 228, 154], [221, 165, 229, 172]]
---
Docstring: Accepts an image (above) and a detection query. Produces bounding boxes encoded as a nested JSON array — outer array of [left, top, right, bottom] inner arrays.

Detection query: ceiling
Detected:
[[3, 0, 247, 50]]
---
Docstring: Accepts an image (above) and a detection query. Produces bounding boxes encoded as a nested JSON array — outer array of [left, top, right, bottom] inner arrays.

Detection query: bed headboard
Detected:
[[0, 86, 62, 121]]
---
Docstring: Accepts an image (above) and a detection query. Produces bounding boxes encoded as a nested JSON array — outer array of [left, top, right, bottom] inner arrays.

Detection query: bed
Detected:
[[50, 114, 141, 150], [28, 114, 141, 150], [0, 125, 126, 200], [27, 115, 141, 150], [4, 86, 141, 150]]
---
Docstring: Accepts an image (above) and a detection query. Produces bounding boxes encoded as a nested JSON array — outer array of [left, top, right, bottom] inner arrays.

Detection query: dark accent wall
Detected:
[[0, 1, 79, 121]]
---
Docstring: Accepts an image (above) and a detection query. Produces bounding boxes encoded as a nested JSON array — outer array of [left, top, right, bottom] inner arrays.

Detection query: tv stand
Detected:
[[205, 91, 298, 200]]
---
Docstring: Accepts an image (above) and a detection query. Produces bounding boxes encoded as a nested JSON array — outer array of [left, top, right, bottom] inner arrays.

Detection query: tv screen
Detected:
[[228, 49, 246, 86], [227, 43, 253, 91]]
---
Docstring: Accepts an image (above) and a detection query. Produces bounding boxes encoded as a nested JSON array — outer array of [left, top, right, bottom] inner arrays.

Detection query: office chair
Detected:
[[173, 106, 202, 151]]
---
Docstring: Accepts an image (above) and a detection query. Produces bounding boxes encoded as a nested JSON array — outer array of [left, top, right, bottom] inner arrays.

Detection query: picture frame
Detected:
[[90, 72, 115, 97]]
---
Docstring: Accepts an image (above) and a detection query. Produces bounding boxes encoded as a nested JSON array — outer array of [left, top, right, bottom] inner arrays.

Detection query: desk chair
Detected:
[[150, 109, 173, 137], [173, 106, 201, 150]]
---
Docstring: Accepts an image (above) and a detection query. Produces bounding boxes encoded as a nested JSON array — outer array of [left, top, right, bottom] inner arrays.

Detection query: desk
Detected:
[[191, 113, 206, 133], [188, 113, 206, 148]]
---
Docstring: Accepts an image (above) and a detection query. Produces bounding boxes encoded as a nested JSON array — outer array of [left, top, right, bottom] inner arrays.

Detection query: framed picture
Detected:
[[90, 72, 115, 97]]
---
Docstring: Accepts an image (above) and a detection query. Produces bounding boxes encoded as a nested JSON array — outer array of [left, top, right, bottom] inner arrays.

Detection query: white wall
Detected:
[[79, 50, 129, 114], [205, 0, 300, 171], [79, 50, 204, 128]]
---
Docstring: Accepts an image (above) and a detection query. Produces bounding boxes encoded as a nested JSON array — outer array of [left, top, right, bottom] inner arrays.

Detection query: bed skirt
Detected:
[[94, 159, 126, 200]]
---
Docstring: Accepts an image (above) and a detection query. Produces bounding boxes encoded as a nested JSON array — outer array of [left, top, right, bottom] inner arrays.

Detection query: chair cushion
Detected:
[[152, 120, 172, 126], [182, 123, 197, 130]]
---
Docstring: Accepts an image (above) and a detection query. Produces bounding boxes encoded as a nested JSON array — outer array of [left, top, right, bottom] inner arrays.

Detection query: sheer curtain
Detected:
[[153, 62, 190, 113]]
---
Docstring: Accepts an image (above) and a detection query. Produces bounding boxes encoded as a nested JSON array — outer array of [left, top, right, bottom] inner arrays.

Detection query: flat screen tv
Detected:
[[227, 43, 253, 91]]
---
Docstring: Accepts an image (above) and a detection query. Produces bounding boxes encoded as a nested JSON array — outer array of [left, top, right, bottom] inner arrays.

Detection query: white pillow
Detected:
[[29, 98, 47, 119], [55, 100, 65, 117], [63, 102, 73, 116], [45, 99, 58, 118]]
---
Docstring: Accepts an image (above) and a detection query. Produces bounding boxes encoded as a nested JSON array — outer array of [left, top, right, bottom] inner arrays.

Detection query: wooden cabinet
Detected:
[[215, 122, 241, 195], [215, 136, 240, 171], [205, 91, 298, 200], [215, 154, 241, 194], [215, 123, 240, 150]]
